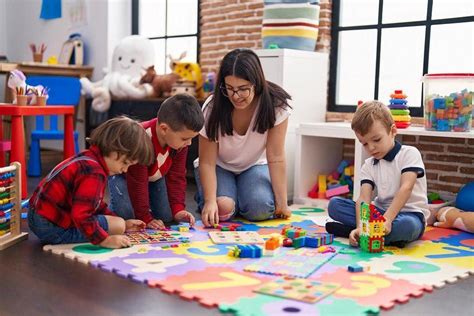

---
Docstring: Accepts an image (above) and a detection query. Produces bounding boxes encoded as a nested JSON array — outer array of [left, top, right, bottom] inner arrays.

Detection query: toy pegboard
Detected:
[[126, 230, 190, 245], [209, 231, 264, 244], [254, 276, 341, 303]]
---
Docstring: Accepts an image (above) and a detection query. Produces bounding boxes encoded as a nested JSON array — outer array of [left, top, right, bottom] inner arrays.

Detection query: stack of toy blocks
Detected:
[[359, 202, 385, 253], [0, 210, 10, 236], [308, 160, 354, 199], [281, 225, 306, 239], [228, 244, 262, 258], [264, 235, 281, 256], [389, 90, 411, 129], [293, 233, 334, 249]]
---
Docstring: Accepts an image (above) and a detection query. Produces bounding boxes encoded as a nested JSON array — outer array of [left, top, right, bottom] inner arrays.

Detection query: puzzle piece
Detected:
[[317, 267, 433, 310], [254, 276, 340, 303], [209, 231, 265, 244], [360, 255, 473, 288], [245, 247, 339, 278], [149, 266, 272, 307]]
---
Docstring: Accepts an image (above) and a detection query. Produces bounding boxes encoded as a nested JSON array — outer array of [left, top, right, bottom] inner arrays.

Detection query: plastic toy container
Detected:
[[422, 73, 473, 132]]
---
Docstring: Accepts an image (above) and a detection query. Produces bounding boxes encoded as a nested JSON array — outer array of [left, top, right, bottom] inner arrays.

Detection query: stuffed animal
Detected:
[[7, 69, 46, 104], [80, 35, 154, 112], [168, 52, 203, 99], [434, 206, 474, 233], [139, 66, 180, 98]]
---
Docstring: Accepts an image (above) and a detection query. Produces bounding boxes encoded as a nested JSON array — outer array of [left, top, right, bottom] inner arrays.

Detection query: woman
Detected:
[[195, 48, 292, 227]]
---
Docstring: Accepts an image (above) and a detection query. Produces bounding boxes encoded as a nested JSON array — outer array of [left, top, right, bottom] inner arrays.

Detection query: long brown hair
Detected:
[[206, 48, 291, 141]]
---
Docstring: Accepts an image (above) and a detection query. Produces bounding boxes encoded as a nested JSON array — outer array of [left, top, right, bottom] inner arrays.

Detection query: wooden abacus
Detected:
[[0, 162, 28, 250]]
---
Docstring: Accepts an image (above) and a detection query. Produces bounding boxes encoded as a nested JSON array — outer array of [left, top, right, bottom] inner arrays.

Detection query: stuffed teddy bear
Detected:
[[80, 35, 154, 112], [434, 206, 474, 233], [139, 65, 180, 98]]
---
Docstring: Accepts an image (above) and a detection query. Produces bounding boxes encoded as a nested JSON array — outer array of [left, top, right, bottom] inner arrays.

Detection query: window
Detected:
[[329, 0, 474, 116], [132, 0, 199, 75]]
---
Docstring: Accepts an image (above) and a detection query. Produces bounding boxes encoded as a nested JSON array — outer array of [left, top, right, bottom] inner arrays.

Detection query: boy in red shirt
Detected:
[[28, 117, 155, 248], [109, 94, 204, 229]]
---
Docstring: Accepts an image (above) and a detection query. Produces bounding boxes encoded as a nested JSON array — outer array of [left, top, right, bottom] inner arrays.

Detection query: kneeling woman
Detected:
[[195, 48, 292, 227]]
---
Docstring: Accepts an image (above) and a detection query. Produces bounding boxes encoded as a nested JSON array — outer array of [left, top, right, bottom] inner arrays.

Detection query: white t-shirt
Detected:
[[360, 142, 429, 221], [195, 96, 291, 173]]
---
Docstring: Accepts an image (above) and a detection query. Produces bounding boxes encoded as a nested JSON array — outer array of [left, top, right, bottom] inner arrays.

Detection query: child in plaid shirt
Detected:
[[28, 117, 155, 248]]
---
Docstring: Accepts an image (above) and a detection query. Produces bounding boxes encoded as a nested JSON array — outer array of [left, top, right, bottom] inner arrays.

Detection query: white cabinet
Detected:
[[256, 49, 329, 198]]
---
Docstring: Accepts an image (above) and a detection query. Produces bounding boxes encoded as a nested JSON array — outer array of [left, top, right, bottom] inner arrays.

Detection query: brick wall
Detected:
[[199, 0, 332, 74]]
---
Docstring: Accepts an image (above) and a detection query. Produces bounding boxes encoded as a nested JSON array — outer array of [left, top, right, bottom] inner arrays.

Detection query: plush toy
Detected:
[[80, 35, 154, 112], [7, 69, 46, 104], [168, 52, 204, 99], [434, 206, 474, 233], [139, 65, 180, 98]]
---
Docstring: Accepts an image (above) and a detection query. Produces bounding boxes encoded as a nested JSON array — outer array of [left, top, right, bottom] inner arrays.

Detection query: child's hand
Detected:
[[174, 210, 196, 227], [125, 219, 146, 232], [202, 201, 219, 227], [100, 235, 131, 248], [349, 228, 361, 246], [384, 219, 393, 235], [274, 206, 291, 219], [147, 219, 166, 230]]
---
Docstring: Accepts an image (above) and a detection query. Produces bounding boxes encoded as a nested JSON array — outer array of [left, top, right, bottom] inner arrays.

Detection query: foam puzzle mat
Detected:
[[43, 207, 474, 315]]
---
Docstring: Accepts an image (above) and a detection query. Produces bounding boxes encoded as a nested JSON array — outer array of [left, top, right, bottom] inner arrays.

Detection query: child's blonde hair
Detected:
[[351, 100, 394, 135], [88, 116, 154, 165]]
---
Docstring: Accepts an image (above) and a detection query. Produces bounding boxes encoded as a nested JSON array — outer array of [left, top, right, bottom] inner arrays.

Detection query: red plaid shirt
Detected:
[[30, 145, 115, 244]]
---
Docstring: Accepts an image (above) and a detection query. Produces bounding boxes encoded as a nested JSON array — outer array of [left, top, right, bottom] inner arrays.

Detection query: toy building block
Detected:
[[318, 175, 327, 193], [348, 264, 364, 272], [293, 236, 306, 249], [265, 236, 281, 251], [325, 184, 350, 198], [282, 238, 293, 247], [239, 245, 262, 258], [359, 202, 385, 253], [305, 233, 334, 248], [281, 225, 306, 239]]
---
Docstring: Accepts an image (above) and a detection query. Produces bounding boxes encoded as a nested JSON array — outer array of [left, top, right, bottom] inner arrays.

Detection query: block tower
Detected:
[[389, 90, 411, 128], [359, 202, 385, 253]]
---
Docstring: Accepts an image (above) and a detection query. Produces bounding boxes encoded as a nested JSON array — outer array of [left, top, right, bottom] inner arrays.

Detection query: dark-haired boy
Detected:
[[109, 93, 205, 229]]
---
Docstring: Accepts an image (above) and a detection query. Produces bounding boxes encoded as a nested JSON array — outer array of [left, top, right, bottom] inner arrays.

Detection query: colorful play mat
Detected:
[[43, 207, 474, 315]]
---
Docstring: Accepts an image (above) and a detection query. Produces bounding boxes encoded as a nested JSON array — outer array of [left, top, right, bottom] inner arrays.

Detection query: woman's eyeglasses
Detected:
[[220, 85, 253, 99]]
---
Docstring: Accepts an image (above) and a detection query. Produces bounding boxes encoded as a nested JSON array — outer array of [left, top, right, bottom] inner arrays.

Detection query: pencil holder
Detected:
[[36, 96, 46, 106], [16, 95, 27, 106], [33, 53, 43, 63]]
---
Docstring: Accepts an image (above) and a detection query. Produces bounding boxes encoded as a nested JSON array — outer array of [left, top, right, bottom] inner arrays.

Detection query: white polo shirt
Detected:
[[195, 96, 291, 173], [360, 141, 429, 221]]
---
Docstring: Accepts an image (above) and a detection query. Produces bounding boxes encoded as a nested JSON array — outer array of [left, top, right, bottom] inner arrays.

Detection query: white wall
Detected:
[[1, 0, 131, 150]]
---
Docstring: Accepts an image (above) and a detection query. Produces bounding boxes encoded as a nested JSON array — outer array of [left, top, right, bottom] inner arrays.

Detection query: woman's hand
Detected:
[[201, 201, 219, 227]]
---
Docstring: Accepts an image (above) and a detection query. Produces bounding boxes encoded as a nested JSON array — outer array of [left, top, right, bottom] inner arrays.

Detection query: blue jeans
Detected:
[[328, 196, 425, 244], [194, 164, 276, 221], [108, 175, 173, 223], [28, 206, 109, 244]]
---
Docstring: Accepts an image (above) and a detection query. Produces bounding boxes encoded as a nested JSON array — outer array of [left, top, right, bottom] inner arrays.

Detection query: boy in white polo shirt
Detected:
[[326, 100, 428, 247]]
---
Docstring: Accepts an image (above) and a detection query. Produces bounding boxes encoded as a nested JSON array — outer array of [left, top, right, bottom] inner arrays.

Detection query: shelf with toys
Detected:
[[293, 121, 474, 207]]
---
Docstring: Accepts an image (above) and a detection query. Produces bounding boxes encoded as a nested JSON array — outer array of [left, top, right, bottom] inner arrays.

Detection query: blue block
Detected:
[[433, 98, 446, 109], [348, 264, 363, 272]]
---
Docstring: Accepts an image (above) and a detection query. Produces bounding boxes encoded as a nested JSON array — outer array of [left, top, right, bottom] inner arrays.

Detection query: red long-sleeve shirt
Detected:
[[126, 118, 187, 223], [29, 146, 115, 244]]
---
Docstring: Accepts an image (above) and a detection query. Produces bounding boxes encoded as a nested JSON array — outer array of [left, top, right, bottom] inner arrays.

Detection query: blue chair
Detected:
[[26, 76, 81, 176]]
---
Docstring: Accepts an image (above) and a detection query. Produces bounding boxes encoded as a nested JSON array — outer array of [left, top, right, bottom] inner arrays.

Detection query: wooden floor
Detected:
[[0, 150, 473, 315]]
